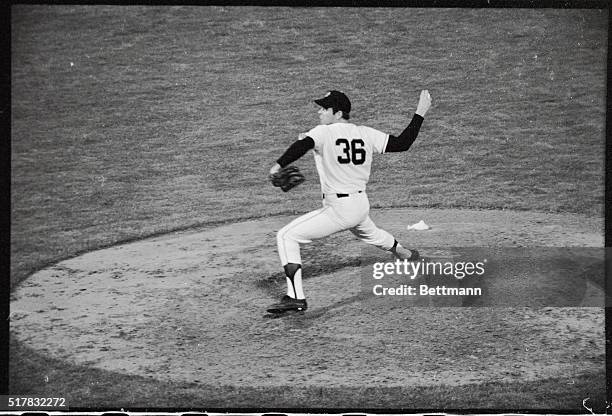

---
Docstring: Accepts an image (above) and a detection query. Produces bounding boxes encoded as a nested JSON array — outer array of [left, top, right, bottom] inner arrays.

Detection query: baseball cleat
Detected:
[[393, 246, 420, 261], [266, 295, 308, 314]]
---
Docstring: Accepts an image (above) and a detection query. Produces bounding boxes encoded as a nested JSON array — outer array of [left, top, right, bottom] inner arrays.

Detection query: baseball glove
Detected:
[[270, 165, 305, 192]]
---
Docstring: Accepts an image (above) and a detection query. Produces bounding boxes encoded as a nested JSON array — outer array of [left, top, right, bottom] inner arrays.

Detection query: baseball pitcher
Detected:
[[267, 89, 432, 314]]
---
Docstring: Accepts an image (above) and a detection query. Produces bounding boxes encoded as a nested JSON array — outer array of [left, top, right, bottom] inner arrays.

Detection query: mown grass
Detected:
[[11, 6, 606, 287], [10, 5, 607, 410]]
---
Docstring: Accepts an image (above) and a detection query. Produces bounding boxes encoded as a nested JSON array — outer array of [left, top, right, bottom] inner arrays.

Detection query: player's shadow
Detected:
[[419, 247, 605, 307], [256, 254, 381, 297], [257, 247, 605, 309]]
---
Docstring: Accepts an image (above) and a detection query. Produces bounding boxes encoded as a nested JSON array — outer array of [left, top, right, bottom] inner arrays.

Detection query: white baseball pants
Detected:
[[277, 192, 396, 265]]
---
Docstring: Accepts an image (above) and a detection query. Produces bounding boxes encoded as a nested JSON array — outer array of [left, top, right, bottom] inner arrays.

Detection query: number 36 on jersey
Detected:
[[336, 138, 366, 165]]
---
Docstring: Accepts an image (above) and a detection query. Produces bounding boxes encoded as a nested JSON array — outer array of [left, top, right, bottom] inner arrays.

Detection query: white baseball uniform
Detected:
[[277, 122, 397, 267], [269, 90, 429, 308]]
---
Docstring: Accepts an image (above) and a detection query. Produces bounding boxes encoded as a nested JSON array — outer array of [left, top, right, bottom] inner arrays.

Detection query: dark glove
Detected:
[[270, 165, 305, 192]]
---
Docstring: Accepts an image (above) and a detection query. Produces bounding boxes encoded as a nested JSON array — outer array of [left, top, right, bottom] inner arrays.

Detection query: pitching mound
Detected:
[[10, 208, 605, 388]]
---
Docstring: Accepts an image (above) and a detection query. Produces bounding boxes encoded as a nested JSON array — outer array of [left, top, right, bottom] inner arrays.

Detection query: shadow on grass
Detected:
[[10, 335, 605, 411]]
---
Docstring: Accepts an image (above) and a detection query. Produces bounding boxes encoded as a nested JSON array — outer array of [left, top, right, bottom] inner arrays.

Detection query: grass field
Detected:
[[10, 5, 607, 411]]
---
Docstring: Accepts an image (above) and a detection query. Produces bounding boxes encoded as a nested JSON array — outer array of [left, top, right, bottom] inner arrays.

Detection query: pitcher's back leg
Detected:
[[350, 216, 419, 260]]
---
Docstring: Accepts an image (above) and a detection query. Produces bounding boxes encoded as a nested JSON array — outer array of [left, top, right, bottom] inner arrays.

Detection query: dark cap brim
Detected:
[[314, 97, 333, 109]]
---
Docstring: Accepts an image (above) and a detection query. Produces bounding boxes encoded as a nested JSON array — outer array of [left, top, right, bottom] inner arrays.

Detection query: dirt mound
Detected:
[[10, 208, 605, 387]]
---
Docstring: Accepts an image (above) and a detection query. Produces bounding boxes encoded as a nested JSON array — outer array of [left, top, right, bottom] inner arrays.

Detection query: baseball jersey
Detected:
[[302, 122, 389, 194]]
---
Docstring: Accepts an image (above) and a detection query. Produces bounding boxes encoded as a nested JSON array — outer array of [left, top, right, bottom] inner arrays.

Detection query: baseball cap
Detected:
[[314, 90, 351, 115]]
